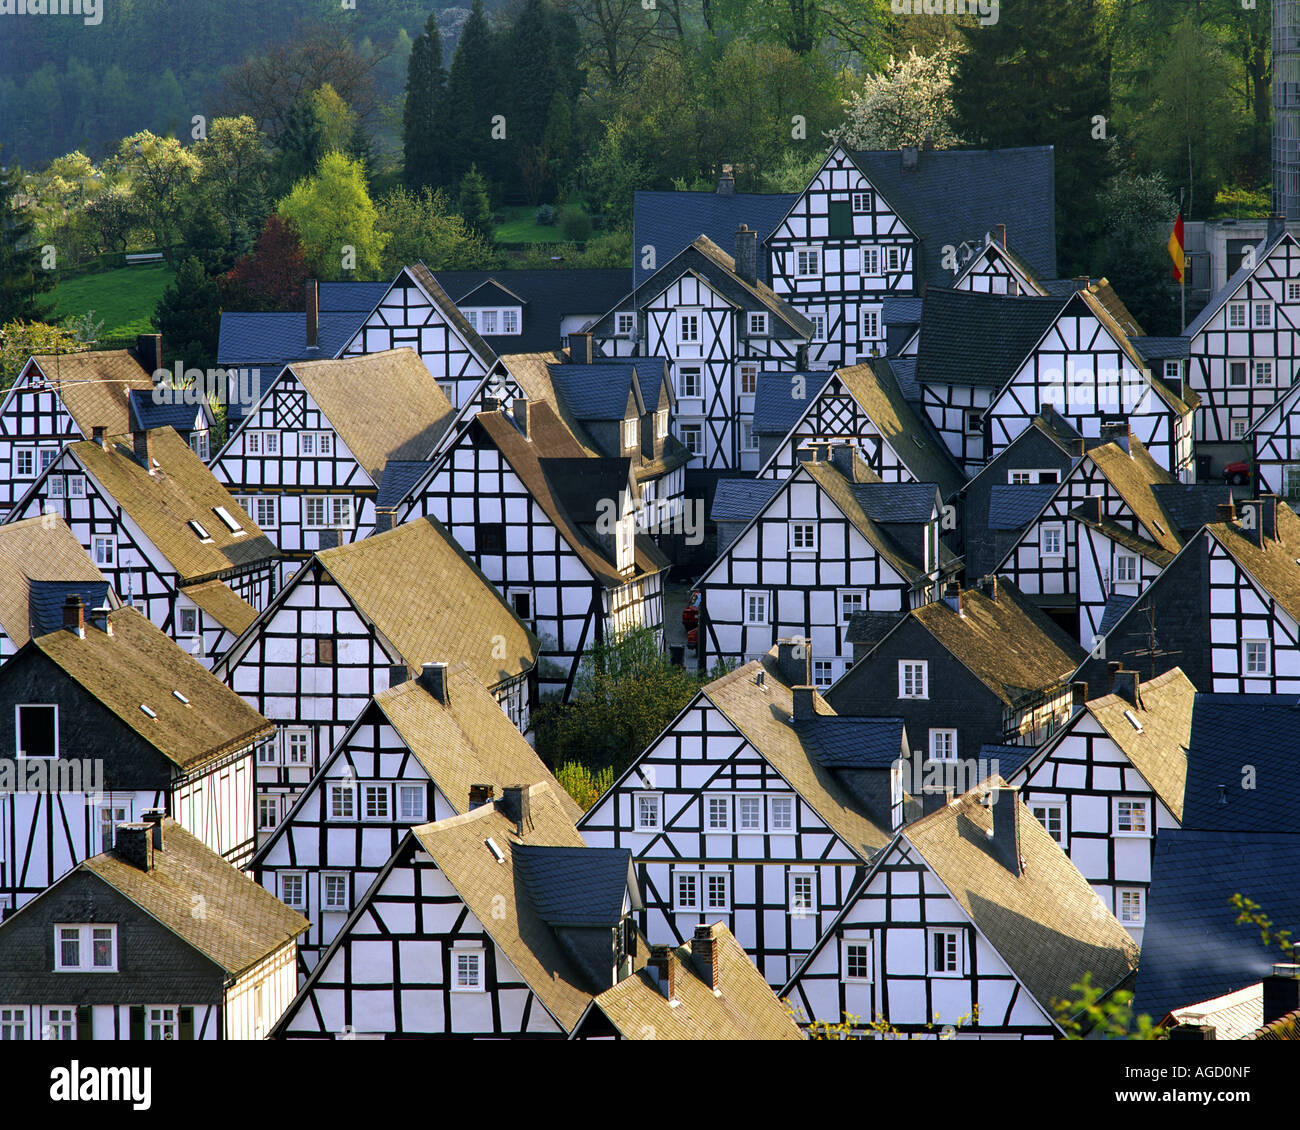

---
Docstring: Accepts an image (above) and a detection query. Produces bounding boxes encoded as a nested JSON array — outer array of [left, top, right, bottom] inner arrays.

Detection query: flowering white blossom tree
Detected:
[[831, 46, 964, 151]]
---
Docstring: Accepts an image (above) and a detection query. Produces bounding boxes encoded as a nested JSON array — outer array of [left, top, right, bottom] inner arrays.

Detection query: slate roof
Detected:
[[278, 350, 456, 483], [127, 390, 206, 434], [895, 779, 1139, 1020], [914, 289, 1068, 390], [0, 515, 113, 649], [23, 350, 155, 437], [632, 190, 796, 286], [375, 460, 433, 510], [751, 371, 832, 435], [796, 716, 906, 769], [976, 744, 1038, 778], [847, 146, 1058, 284], [988, 483, 1057, 530], [547, 361, 643, 420], [32, 607, 274, 770], [80, 819, 307, 977], [1132, 336, 1190, 362], [1182, 693, 1300, 833], [1152, 483, 1234, 538], [844, 609, 908, 650], [312, 516, 538, 689], [1097, 593, 1136, 635], [360, 264, 499, 369], [218, 311, 367, 371], [887, 358, 921, 402], [318, 282, 389, 312], [70, 427, 279, 583], [850, 481, 939, 524], [711, 478, 782, 523], [1133, 830, 1300, 1021], [514, 844, 636, 928], [579, 923, 804, 1040], [882, 296, 924, 326]]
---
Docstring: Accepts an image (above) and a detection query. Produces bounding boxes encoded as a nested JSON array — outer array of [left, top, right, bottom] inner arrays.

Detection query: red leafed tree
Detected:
[[221, 214, 309, 312]]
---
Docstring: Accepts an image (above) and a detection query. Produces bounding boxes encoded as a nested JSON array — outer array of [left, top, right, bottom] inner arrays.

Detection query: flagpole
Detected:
[[1179, 190, 1186, 334]]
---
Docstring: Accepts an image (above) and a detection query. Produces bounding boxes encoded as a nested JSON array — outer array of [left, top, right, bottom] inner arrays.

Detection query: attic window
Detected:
[[140, 705, 157, 719], [485, 837, 505, 864], [173, 691, 190, 705], [188, 520, 212, 542], [1123, 709, 1143, 733], [213, 506, 244, 535]]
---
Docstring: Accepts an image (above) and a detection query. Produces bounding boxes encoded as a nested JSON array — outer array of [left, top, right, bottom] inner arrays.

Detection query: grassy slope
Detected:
[[494, 206, 567, 243], [47, 263, 176, 336]]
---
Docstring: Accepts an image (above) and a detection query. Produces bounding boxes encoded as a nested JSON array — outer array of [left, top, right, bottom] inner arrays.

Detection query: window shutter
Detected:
[[179, 1006, 194, 1041], [828, 200, 852, 238], [77, 1004, 93, 1040], [129, 1005, 144, 1041]]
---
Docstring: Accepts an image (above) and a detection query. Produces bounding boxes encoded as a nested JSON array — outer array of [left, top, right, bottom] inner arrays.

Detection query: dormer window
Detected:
[[616, 513, 635, 573], [501, 309, 519, 334], [655, 409, 668, 439], [624, 417, 639, 450]]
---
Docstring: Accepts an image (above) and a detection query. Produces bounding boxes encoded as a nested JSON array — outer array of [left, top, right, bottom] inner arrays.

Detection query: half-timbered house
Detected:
[[752, 362, 964, 500], [1011, 667, 1195, 945], [210, 349, 457, 578], [0, 602, 274, 909], [0, 339, 159, 519], [588, 233, 813, 477], [0, 816, 306, 1039], [272, 782, 644, 1039], [253, 660, 582, 974], [127, 388, 214, 462], [397, 402, 670, 701], [580, 641, 906, 988], [696, 445, 948, 683], [1075, 496, 1300, 695], [827, 576, 1087, 759], [781, 778, 1140, 1038], [7, 427, 278, 666], [1247, 375, 1300, 498]]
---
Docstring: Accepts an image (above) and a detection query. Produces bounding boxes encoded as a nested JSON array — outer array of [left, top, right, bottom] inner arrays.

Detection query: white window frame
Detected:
[[16, 703, 58, 759], [14, 447, 34, 478], [677, 366, 702, 399], [748, 312, 768, 337], [794, 246, 821, 278], [1255, 360, 1274, 386], [736, 794, 763, 833], [1115, 554, 1138, 583], [284, 729, 312, 765], [279, 872, 307, 910], [145, 1006, 179, 1042], [623, 417, 639, 449], [1114, 797, 1151, 837], [705, 795, 732, 833], [812, 658, 834, 687], [851, 191, 872, 213], [678, 311, 701, 344], [1032, 802, 1065, 844], [929, 728, 957, 762], [807, 309, 827, 343], [703, 870, 731, 912], [768, 795, 795, 834], [92, 535, 116, 567], [839, 589, 866, 623], [245, 430, 279, 456], [0, 1007, 27, 1040], [507, 587, 534, 622], [362, 783, 391, 821], [327, 782, 356, 821], [68, 474, 86, 498], [861, 245, 881, 278], [634, 792, 662, 831], [898, 661, 928, 700], [1254, 302, 1274, 328], [1040, 523, 1065, 558], [673, 869, 699, 912], [1164, 360, 1181, 381], [680, 424, 703, 457], [451, 945, 485, 992], [189, 430, 210, 462], [1117, 887, 1145, 926], [1288, 280, 1300, 303], [257, 794, 281, 831], [862, 307, 882, 341], [1228, 361, 1248, 387], [965, 409, 983, 436], [843, 936, 873, 983], [789, 870, 816, 916], [1229, 415, 1249, 440], [928, 928, 963, 977], [1227, 302, 1248, 329], [616, 312, 636, 336], [500, 308, 520, 335], [177, 605, 199, 638], [743, 589, 770, 625], [738, 361, 758, 396], [398, 784, 425, 823], [1243, 638, 1270, 675], [43, 1006, 76, 1040], [655, 408, 668, 440], [789, 522, 817, 554], [322, 872, 350, 912], [54, 924, 117, 972]]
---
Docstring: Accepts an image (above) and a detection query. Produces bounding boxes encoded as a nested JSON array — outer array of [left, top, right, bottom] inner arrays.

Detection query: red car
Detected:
[[682, 590, 701, 629], [686, 627, 698, 649], [1224, 460, 1251, 486]]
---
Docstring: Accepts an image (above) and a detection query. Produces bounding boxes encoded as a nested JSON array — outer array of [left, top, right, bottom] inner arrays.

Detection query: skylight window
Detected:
[[173, 691, 190, 704], [188, 520, 211, 541], [1123, 709, 1143, 732], [213, 506, 243, 534], [485, 837, 505, 864], [140, 705, 157, 719]]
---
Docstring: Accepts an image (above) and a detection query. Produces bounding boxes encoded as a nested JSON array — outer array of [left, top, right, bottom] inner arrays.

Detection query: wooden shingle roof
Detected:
[[1205, 503, 1300, 626], [83, 819, 307, 977], [182, 578, 258, 638], [316, 516, 537, 688], [26, 350, 154, 437], [32, 607, 274, 769]]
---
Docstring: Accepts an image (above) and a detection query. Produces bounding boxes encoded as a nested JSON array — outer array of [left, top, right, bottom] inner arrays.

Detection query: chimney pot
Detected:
[[62, 594, 85, 636], [693, 925, 720, 992], [716, 166, 735, 196], [1263, 964, 1300, 1026], [980, 574, 998, 601], [114, 823, 154, 871], [419, 661, 450, 705]]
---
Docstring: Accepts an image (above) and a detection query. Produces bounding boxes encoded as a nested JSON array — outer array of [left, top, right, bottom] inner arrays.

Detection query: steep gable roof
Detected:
[[711, 478, 782, 523], [1184, 230, 1295, 339], [751, 371, 832, 437], [1203, 504, 1300, 626], [0, 515, 112, 649], [915, 289, 1068, 389], [32, 607, 274, 769], [284, 349, 456, 482], [547, 360, 646, 421], [81, 819, 306, 977], [23, 350, 155, 437]]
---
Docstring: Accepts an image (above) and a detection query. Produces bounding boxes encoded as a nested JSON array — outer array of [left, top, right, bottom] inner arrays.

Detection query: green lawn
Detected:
[[494, 207, 568, 243], [47, 262, 176, 337]]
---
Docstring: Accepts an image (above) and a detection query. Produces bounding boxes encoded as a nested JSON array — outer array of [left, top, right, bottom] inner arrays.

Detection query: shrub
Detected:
[[535, 204, 557, 226], [553, 762, 614, 811]]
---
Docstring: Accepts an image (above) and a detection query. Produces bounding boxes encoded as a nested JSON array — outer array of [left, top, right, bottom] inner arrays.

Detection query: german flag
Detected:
[[1168, 214, 1185, 283]]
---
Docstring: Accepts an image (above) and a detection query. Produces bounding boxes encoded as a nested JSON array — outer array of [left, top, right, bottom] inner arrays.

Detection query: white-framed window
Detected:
[[257, 795, 280, 831], [840, 590, 865, 623], [1243, 639, 1270, 675], [304, 496, 353, 530], [1117, 887, 1145, 925], [99, 800, 129, 851], [678, 311, 700, 343], [43, 1007, 76, 1040], [674, 870, 699, 911], [285, 730, 311, 765], [795, 247, 821, 277], [1288, 280, 1300, 303], [898, 661, 928, 699], [1114, 798, 1150, 836], [704, 871, 730, 911], [844, 938, 872, 982], [177, 606, 198, 637], [789, 871, 815, 915], [54, 924, 117, 972], [0, 1007, 27, 1040], [884, 246, 903, 273], [655, 409, 668, 439], [677, 366, 701, 398], [1032, 802, 1065, 844], [49, 475, 65, 499], [789, 522, 817, 553], [464, 310, 477, 330], [1254, 302, 1274, 328], [16, 704, 57, 758], [452, 947, 484, 991], [322, 873, 350, 912], [501, 309, 520, 335], [1230, 415, 1249, 440], [245, 496, 278, 529], [706, 795, 731, 832], [737, 795, 763, 832], [280, 872, 306, 910], [862, 307, 882, 340], [1164, 360, 1181, 381], [1255, 360, 1274, 385], [68, 474, 85, 497], [245, 431, 279, 456], [742, 421, 759, 451], [189, 430, 210, 462], [327, 782, 355, 820], [807, 309, 827, 342], [738, 362, 758, 396], [680, 424, 702, 457], [861, 245, 881, 277], [929, 929, 962, 976], [929, 729, 957, 761], [299, 431, 333, 458], [92, 535, 116, 567], [1227, 302, 1248, 329], [616, 312, 636, 336], [363, 783, 390, 821], [1229, 361, 1248, 387], [748, 312, 768, 337], [398, 784, 425, 823], [965, 409, 983, 435], [145, 1006, 178, 1041], [769, 795, 795, 833], [743, 590, 769, 624], [813, 659, 834, 687], [1040, 523, 1065, 557], [481, 310, 498, 335], [635, 792, 662, 831], [1115, 554, 1138, 583], [851, 191, 873, 213], [14, 447, 34, 478], [623, 417, 639, 449], [508, 587, 533, 622]]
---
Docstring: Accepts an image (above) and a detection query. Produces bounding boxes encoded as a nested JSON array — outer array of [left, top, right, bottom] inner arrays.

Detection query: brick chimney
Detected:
[[114, 823, 154, 871], [141, 808, 165, 851], [983, 786, 1022, 876], [468, 783, 495, 809], [500, 785, 531, 836], [62, 594, 85, 637], [648, 943, 678, 1000], [1263, 963, 1300, 1026], [1113, 669, 1141, 709], [734, 224, 758, 287], [791, 685, 817, 722], [716, 166, 735, 196], [132, 429, 154, 472], [693, 925, 720, 993], [979, 574, 998, 602], [419, 661, 450, 705], [305, 279, 320, 350], [1216, 501, 1237, 524], [776, 638, 810, 687]]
